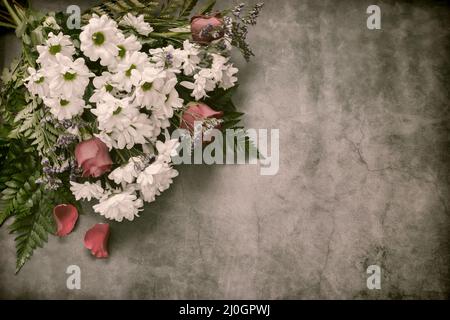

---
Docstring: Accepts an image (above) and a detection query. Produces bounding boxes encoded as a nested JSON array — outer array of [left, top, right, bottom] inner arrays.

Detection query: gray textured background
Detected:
[[0, 0, 449, 299]]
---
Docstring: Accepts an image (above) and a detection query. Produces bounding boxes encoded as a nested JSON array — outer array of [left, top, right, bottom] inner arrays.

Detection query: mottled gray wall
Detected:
[[0, 0, 449, 299]]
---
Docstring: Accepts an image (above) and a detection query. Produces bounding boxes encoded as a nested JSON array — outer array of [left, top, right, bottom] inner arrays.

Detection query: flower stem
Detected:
[[1, 0, 21, 26], [0, 20, 15, 28]]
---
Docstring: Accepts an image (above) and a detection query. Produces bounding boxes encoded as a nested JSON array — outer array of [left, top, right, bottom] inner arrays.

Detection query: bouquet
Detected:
[[0, 0, 263, 272]]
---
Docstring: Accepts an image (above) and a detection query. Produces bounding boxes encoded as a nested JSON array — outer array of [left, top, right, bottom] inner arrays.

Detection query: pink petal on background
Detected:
[[53, 204, 78, 237], [84, 223, 110, 258]]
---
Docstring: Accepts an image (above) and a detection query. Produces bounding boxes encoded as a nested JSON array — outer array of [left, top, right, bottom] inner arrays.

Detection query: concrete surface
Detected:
[[0, 0, 449, 299]]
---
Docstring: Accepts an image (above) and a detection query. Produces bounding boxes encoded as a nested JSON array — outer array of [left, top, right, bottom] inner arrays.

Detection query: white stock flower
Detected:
[[70, 181, 104, 201], [46, 54, 93, 99], [93, 190, 143, 222], [24, 67, 50, 98], [180, 68, 216, 100], [137, 161, 178, 203], [108, 157, 144, 184], [119, 13, 153, 36], [36, 32, 75, 66], [112, 51, 151, 92], [80, 14, 121, 67], [42, 16, 61, 30], [44, 96, 87, 120], [149, 45, 184, 72], [219, 63, 239, 89], [181, 40, 200, 76]]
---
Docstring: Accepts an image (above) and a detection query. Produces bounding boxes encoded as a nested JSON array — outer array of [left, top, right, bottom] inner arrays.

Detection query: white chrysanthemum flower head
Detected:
[[80, 14, 121, 67], [93, 190, 143, 222], [137, 161, 178, 203], [46, 54, 94, 99], [36, 32, 75, 66], [119, 13, 154, 36], [44, 96, 87, 120], [133, 66, 168, 109], [70, 181, 104, 201], [108, 157, 145, 184], [112, 51, 151, 92], [91, 96, 155, 149], [108, 33, 142, 71], [24, 67, 50, 99], [90, 71, 118, 103]]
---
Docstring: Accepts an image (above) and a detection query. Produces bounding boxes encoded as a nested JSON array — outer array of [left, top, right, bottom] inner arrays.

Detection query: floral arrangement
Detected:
[[0, 0, 263, 272]]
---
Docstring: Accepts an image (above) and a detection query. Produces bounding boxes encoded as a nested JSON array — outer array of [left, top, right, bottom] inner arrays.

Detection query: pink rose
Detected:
[[180, 102, 223, 133], [190, 13, 224, 44], [75, 138, 113, 178], [84, 223, 110, 258], [53, 204, 78, 237]]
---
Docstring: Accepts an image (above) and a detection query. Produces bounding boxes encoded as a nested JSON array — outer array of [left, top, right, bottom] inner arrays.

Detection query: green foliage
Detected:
[[11, 101, 61, 157], [11, 183, 75, 273], [82, 0, 162, 22]]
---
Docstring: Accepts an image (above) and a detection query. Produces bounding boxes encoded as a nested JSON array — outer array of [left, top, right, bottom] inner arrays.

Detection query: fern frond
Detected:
[[81, 0, 161, 23]]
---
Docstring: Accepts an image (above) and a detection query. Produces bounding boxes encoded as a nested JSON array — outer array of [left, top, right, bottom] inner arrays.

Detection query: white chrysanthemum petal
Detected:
[[70, 181, 104, 201]]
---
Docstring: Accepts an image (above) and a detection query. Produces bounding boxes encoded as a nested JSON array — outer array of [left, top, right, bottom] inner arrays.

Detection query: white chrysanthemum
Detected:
[[90, 72, 118, 103], [119, 13, 153, 36], [109, 33, 142, 71], [44, 96, 87, 120], [108, 157, 144, 184], [148, 114, 170, 142], [36, 32, 75, 66], [93, 190, 143, 222], [133, 67, 168, 109], [70, 181, 104, 201], [91, 96, 155, 149], [80, 14, 121, 67], [181, 40, 200, 76], [137, 161, 178, 203], [155, 138, 180, 163], [46, 54, 93, 99], [91, 96, 136, 130], [112, 51, 151, 92], [24, 67, 50, 98]]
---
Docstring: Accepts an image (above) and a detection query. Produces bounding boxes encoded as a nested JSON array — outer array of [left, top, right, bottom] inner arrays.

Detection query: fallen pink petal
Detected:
[[84, 223, 110, 258], [53, 204, 78, 237]]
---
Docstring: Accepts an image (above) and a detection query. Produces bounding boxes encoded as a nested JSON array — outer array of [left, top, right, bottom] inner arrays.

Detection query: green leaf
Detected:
[[179, 0, 198, 18], [199, 0, 215, 14]]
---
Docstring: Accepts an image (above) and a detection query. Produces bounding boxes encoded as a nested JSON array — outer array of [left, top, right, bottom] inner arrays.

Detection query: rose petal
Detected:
[[84, 223, 110, 258], [76, 138, 113, 177], [181, 102, 223, 132], [190, 14, 224, 43], [53, 204, 78, 237], [75, 139, 100, 167]]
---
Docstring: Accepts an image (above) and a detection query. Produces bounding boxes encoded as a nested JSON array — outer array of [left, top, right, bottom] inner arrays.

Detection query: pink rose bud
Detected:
[[180, 102, 223, 133], [84, 223, 110, 259], [53, 204, 78, 237], [190, 13, 224, 44], [75, 138, 113, 178]]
